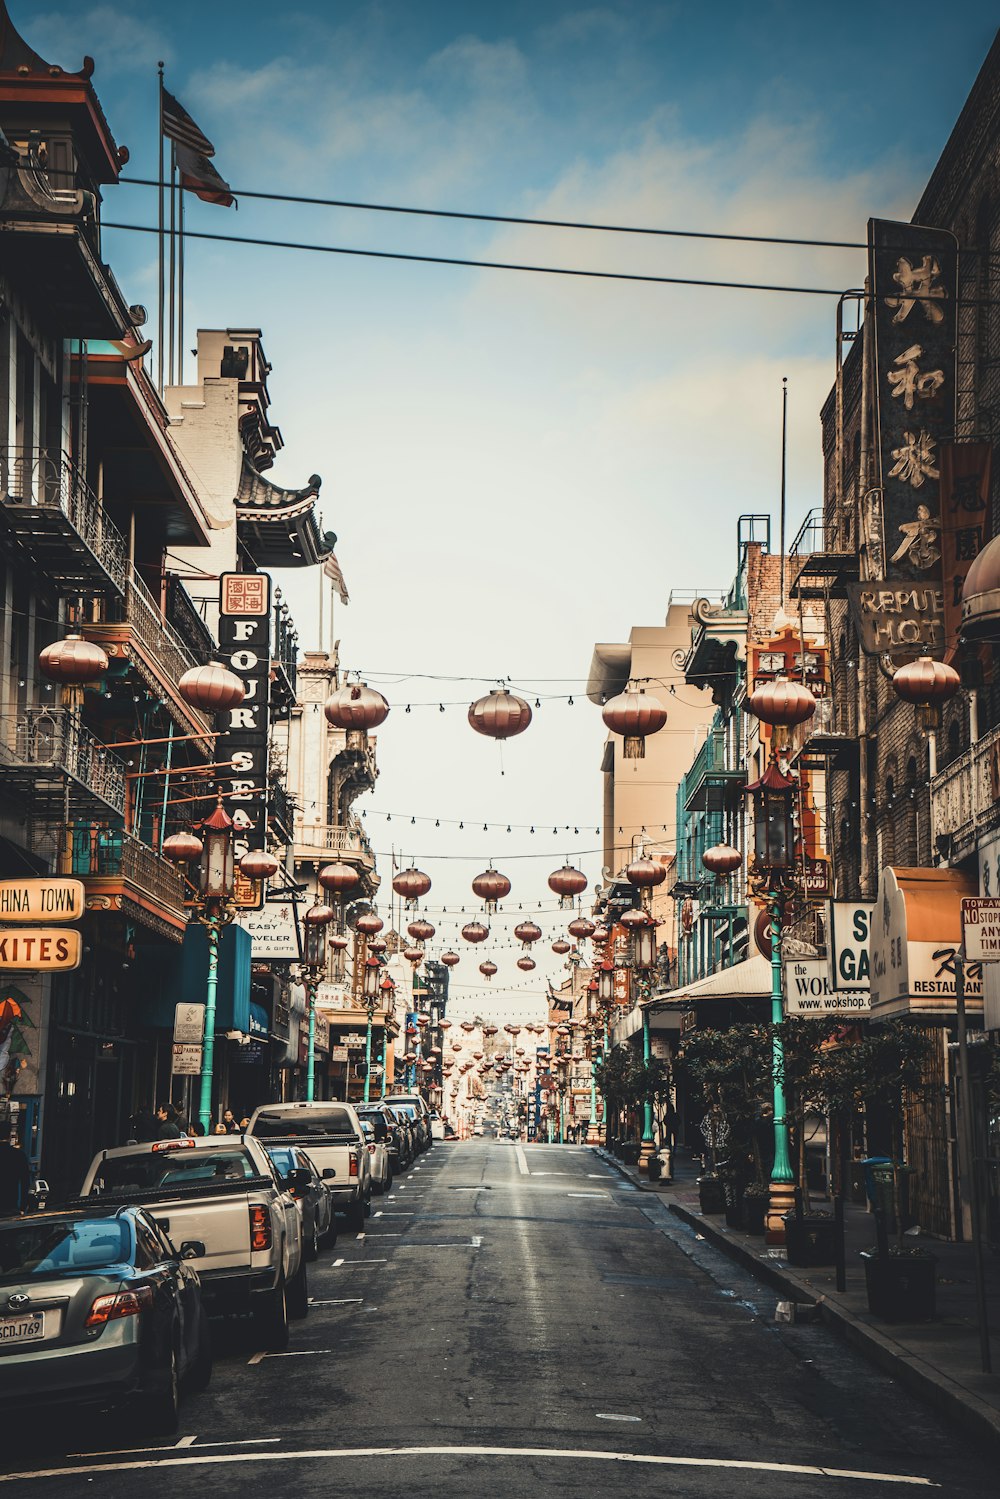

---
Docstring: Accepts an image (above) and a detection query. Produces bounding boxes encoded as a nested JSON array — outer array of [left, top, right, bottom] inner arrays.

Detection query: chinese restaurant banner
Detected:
[[869, 219, 958, 585], [939, 441, 993, 652]]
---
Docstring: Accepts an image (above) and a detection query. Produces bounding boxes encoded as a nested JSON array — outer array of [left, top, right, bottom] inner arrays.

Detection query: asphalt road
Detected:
[[5, 1139, 997, 1496]]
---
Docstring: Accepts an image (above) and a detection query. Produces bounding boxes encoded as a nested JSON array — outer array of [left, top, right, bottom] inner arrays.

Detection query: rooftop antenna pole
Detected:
[[779, 375, 788, 611]]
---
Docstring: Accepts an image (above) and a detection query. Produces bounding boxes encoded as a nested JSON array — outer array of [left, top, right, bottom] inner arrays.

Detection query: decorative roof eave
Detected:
[[683, 596, 748, 702], [0, 3, 123, 182], [235, 455, 333, 569]]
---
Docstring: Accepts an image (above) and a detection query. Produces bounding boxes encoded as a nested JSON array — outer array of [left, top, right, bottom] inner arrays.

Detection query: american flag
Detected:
[[323, 552, 350, 605], [162, 88, 216, 156]]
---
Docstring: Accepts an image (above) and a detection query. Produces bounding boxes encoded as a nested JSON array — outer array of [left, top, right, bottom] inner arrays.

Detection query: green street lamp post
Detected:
[[302, 902, 335, 1103], [362, 955, 382, 1104], [745, 758, 799, 1244], [622, 910, 659, 1172]]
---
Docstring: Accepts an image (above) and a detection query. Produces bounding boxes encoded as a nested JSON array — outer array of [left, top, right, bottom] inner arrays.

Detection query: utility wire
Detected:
[[117, 175, 868, 251], [103, 221, 851, 298]]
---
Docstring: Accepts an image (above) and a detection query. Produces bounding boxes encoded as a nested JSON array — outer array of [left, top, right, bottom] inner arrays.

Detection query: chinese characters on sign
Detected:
[[216, 574, 272, 910], [869, 220, 957, 586]]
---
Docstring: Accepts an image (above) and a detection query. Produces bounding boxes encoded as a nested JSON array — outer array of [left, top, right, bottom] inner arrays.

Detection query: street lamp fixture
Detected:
[[745, 757, 799, 1244], [361, 954, 384, 1104], [302, 901, 335, 1103]]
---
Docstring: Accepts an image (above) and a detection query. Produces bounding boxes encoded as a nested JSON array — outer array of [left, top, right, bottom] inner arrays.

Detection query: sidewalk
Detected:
[[595, 1145, 1000, 1451]]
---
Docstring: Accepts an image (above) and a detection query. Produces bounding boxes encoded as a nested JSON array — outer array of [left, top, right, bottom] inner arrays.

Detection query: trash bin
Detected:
[[861, 1156, 892, 1209]]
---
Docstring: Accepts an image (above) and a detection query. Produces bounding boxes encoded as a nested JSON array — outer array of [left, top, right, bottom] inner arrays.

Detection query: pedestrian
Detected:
[[172, 1099, 191, 1135], [129, 1104, 158, 1144], [155, 1104, 183, 1140], [0, 1126, 31, 1215], [213, 1123, 228, 1135], [222, 1109, 240, 1134]]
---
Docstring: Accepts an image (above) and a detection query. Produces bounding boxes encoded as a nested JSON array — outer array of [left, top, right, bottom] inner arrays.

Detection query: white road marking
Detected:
[[333, 1257, 344, 1266], [393, 1242, 481, 1250], [567, 1192, 609, 1198], [595, 1414, 642, 1423], [257, 1350, 335, 1359], [67, 1439, 283, 1458], [334, 1258, 387, 1265], [374, 1211, 383, 1217], [377, 1211, 415, 1216], [514, 1145, 529, 1176], [6, 1444, 939, 1486], [247, 1352, 267, 1365], [356, 1232, 365, 1240], [307, 1299, 363, 1306]]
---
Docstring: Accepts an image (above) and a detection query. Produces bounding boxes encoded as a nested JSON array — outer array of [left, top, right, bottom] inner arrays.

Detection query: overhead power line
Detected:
[[118, 175, 868, 252], [102, 221, 851, 297]]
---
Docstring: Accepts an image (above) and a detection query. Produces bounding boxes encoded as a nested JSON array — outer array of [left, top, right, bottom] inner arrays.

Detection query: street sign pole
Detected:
[[954, 951, 992, 1375]]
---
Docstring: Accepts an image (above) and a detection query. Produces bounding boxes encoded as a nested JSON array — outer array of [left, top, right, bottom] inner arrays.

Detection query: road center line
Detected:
[[68, 1439, 283, 1458], [6, 1444, 939, 1486], [514, 1145, 529, 1176]]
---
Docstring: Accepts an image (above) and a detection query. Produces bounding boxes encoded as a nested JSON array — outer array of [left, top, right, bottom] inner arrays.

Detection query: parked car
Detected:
[[246, 1102, 372, 1233], [357, 1104, 407, 1174], [81, 1135, 306, 1351], [264, 1146, 335, 1258], [385, 1094, 432, 1153], [382, 1105, 416, 1168], [0, 1205, 211, 1434], [357, 1116, 392, 1193]]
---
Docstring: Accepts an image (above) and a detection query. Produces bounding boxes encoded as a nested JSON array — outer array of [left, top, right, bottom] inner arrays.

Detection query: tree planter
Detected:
[[724, 1196, 743, 1229], [860, 1249, 936, 1322], [783, 1212, 837, 1267], [742, 1192, 767, 1235], [698, 1175, 727, 1214], [621, 1142, 641, 1166]]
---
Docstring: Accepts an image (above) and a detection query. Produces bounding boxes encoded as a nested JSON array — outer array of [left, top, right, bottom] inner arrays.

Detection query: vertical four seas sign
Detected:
[[218, 573, 271, 910], [869, 219, 957, 588]]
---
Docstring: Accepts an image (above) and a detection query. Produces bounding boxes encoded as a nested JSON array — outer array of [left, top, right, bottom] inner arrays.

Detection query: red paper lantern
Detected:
[[368, 936, 387, 954], [38, 634, 108, 683], [407, 918, 436, 942], [601, 688, 667, 758], [355, 911, 384, 936], [161, 831, 203, 863], [514, 921, 542, 946], [479, 961, 498, 980], [403, 946, 424, 966], [591, 924, 610, 944], [567, 916, 595, 939], [323, 682, 390, 730], [547, 864, 588, 903], [702, 844, 743, 876], [239, 848, 279, 881], [304, 902, 336, 926], [329, 933, 349, 951], [462, 921, 489, 944], [178, 663, 246, 711], [468, 690, 532, 740], [746, 679, 816, 727], [620, 908, 655, 930], [517, 956, 536, 972], [472, 868, 511, 912], [319, 861, 360, 896], [626, 857, 667, 889], [440, 950, 460, 967], [392, 866, 431, 904], [892, 656, 961, 706], [551, 939, 571, 955]]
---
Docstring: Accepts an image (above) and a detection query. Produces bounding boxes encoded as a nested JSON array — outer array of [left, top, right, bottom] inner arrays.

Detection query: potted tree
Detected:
[[678, 1023, 771, 1221], [826, 1021, 936, 1320], [777, 1016, 845, 1266]]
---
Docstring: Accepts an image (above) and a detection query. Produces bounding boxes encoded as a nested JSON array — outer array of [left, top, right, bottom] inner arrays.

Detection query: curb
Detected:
[[592, 1146, 672, 1194], [668, 1200, 1000, 1454]]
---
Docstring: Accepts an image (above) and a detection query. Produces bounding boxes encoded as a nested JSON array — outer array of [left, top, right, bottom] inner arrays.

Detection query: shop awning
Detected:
[[650, 953, 773, 1009], [870, 865, 983, 1020]]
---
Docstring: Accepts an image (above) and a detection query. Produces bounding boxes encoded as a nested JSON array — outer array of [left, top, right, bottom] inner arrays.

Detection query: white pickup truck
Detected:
[[80, 1135, 306, 1350], [246, 1101, 372, 1232]]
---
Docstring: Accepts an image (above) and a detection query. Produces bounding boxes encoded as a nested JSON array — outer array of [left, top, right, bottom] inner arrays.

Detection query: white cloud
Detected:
[[26, 5, 172, 75]]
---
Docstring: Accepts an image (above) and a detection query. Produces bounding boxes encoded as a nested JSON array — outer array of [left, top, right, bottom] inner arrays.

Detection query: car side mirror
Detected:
[[322, 1167, 336, 1179], [285, 1168, 312, 1190], [179, 1241, 205, 1260]]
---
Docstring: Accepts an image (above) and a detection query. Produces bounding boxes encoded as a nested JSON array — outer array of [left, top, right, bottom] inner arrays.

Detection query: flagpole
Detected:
[[178, 176, 185, 387], [168, 140, 177, 387], [318, 565, 324, 656], [157, 62, 165, 393]]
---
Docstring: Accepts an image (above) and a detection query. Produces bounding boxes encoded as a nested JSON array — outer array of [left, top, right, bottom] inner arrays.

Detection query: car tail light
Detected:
[[85, 1285, 154, 1327], [349, 1155, 359, 1178], [249, 1204, 272, 1251], [151, 1139, 196, 1152]]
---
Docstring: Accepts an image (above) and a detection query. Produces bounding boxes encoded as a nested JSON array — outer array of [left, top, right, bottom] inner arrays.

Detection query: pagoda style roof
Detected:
[[0, 2, 124, 183], [234, 456, 333, 569]]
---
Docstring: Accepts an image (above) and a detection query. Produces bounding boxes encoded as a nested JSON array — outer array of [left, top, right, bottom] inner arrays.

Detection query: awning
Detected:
[[248, 1002, 269, 1039], [650, 953, 773, 1009], [869, 865, 983, 1020]]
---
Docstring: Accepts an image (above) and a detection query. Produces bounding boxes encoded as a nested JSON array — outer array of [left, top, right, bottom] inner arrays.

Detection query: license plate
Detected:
[[0, 1311, 46, 1345]]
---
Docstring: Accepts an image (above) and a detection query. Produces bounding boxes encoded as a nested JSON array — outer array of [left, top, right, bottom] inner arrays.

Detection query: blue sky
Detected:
[[22, 2, 1000, 1013]]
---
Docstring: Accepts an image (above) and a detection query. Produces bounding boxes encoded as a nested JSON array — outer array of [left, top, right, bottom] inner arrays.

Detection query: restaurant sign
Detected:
[[870, 866, 982, 1018], [846, 582, 944, 656]]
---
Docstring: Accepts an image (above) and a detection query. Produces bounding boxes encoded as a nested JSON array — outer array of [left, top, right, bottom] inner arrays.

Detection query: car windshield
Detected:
[[265, 1147, 298, 1176], [0, 1218, 132, 1281], [90, 1148, 257, 1194], [251, 1109, 356, 1139]]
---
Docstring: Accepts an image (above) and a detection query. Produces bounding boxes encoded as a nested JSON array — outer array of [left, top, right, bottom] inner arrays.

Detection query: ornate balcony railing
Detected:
[[930, 722, 1000, 866], [61, 823, 188, 926], [0, 709, 127, 818], [294, 816, 375, 866], [0, 446, 129, 596]]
